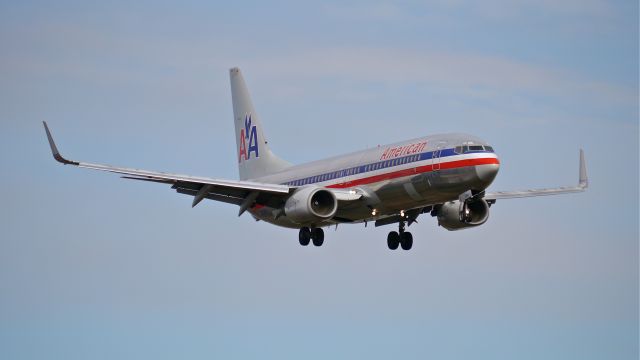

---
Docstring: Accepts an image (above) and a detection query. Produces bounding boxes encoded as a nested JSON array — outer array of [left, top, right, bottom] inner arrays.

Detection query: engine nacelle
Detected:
[[436, 199, 490, 231], [284, 186, 338, 225]]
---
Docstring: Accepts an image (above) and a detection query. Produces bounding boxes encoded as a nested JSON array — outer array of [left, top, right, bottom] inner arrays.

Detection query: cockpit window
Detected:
[[456, 144, 494, 153]]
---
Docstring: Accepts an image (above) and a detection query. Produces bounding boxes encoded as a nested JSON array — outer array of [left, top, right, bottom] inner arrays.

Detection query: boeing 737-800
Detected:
[[43, 67, 588, 250]]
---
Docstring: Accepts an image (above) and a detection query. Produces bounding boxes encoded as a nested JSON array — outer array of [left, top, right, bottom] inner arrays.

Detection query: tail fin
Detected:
[[230, 68, 291, 180]]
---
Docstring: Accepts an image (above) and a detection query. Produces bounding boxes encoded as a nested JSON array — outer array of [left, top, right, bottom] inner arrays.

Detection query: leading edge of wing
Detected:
[[42, 121, 291, 195], [484, 149, 588, 200]]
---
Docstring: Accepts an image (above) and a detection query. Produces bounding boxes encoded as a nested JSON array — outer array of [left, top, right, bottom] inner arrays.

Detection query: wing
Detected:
[[484, 149, 588, 200], [43, 122, 293, 214]]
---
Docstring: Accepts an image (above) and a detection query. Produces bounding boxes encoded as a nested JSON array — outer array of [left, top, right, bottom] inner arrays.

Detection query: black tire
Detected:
[[400, 232, 413, 250], [311, 228, 324, 247], [299, 227, 311, 246], [387, 231, 400, 250]]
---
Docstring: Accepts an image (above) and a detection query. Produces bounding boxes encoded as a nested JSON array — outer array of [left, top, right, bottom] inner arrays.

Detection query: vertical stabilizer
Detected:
[[230, 68, 291, 180]]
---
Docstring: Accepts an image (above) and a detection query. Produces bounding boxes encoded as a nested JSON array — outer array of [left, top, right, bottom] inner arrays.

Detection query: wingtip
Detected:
[[43, 121, 58, 154], [579, 149, 588, 189], [43, 122, 78, 165]]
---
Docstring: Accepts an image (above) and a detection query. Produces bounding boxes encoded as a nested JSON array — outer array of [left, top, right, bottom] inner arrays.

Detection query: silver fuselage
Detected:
[[249, 133, 500, 228]]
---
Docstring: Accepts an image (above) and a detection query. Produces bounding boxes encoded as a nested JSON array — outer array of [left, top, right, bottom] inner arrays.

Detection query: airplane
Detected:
[[43, 67, 588, 250]]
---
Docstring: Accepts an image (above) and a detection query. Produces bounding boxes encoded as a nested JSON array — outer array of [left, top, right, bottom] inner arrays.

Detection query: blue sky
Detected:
[[0, 1, 638, 359]]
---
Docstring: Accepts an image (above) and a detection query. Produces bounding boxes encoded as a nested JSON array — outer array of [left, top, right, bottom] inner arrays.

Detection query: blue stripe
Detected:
[[283, 148, 494, 186]]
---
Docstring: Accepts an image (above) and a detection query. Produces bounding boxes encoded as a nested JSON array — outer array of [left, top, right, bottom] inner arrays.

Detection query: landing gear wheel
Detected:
[[298, 227, 311, 246], [400, 232, 413, 250], [387, 231, 400, 250], [311, 228, 324, 247]]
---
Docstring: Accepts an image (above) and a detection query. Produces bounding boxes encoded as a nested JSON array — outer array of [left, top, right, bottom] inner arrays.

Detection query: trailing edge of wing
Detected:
[[485, 149, 588, 200], [42, 121, 292, 195]]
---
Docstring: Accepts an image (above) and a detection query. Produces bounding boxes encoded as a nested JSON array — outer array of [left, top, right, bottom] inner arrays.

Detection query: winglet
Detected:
[[579, 149, 588, 189], [42, 121, 79, 165]]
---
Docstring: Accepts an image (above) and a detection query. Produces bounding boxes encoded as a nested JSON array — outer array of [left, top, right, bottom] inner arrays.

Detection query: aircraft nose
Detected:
[[476, 161, 500, 185]]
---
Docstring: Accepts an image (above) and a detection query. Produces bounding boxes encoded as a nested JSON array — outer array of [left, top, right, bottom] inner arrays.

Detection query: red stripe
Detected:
[[250, 157, 499, 209], [327, 157, 499, 189]]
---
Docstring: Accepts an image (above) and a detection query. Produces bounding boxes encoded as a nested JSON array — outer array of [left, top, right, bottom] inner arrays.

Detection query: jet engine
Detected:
[[284, 186, 338, 225], [435, 199, 490, 231]]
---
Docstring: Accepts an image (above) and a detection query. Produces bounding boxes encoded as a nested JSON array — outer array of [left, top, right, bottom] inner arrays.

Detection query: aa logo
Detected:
[[238, 114, 259, 162]]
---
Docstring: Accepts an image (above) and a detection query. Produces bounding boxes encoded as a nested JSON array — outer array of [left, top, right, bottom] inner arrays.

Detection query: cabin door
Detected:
[[431, 142, 446, 172]]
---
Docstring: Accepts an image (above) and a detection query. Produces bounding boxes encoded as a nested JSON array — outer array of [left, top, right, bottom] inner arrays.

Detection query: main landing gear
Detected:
[[387, 220, 413, 250], [298, 227, 324, 247]]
